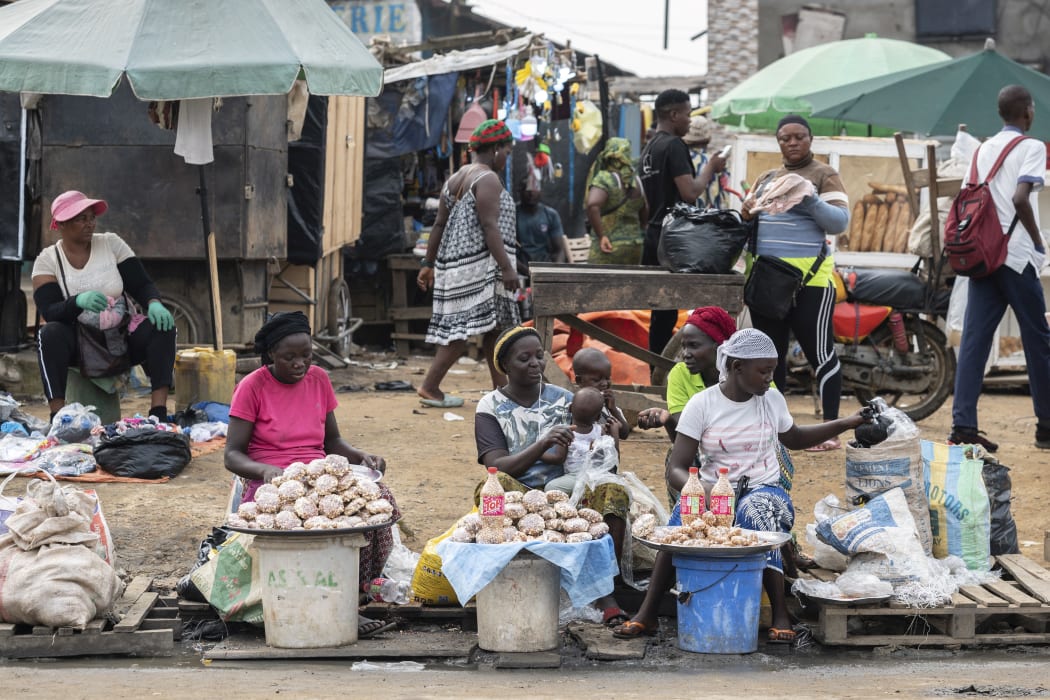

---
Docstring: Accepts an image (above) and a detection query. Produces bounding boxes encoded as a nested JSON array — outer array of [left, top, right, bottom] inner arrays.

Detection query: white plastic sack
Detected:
[[806, 494, 849, 571], [817, 487, 931, 585], [382, 524, 420, 584]]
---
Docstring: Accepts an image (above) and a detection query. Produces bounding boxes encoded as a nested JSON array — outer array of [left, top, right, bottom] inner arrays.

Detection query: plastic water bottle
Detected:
[[363, 577, 413, 604]]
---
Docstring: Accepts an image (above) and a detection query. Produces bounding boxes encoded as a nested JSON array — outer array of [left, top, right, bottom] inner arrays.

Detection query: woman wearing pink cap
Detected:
[[31, 190, 177, 423]]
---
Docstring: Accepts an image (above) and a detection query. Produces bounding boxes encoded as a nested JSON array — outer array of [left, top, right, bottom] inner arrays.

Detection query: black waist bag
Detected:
[[94, 427, 192, 479], [744, 246, 826, 321]]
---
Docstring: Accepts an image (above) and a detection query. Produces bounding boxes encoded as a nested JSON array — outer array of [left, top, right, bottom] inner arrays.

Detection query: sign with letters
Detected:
[[328, 0, 423, 46]]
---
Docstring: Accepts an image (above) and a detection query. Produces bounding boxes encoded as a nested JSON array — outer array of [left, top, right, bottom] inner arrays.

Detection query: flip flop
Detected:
[[602, 606, 629, 627], [611, 620, 658, 639], [358, 616, 397, 639], [767, 627, 797, 644], [419, 395, 464, 408], [804, 438, 841, 452]]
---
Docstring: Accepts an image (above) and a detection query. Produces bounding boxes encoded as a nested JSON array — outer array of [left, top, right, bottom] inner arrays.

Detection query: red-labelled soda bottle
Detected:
[[679, 466, 705, 525], [710, 466, 735, 527]]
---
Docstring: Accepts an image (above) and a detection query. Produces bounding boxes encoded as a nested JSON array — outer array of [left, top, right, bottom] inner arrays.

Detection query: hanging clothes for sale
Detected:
[[365, 74, 459, 159], [174, 98, 214, 165]]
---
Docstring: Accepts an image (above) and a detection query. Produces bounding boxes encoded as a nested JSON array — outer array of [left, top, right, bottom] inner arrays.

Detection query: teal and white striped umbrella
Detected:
[[0, 0, 383, 100]]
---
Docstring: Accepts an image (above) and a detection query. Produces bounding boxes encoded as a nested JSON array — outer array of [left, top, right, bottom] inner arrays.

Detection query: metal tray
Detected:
[[635, 530, 791, 557], [800, 593, 892, 607], [352, 464, 383, 482], [226, 515, 398, 538]]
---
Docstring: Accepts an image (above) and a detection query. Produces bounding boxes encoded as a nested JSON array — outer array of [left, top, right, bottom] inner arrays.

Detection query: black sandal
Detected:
[[358, 615, 397, 639]]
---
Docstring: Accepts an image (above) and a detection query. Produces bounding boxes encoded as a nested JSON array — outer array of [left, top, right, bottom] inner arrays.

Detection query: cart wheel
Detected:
[[134, 294, 205, 347], [326, 278, 353, 358]]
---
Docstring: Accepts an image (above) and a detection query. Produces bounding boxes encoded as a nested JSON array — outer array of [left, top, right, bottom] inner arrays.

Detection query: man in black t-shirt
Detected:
[[638, 89, 726, 357]]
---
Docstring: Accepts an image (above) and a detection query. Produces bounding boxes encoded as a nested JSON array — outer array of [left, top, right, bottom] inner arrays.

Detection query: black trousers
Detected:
[[750, 282, 842, 420], [37, 320, 176, 401]]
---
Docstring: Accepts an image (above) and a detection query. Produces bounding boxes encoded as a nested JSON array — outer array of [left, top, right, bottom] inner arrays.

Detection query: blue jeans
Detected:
[[952, 263, 1050, 430]]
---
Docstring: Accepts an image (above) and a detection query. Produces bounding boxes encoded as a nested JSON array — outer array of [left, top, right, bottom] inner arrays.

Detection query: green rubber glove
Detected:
[[75, 291, 108, 312], [148, 301, 174, 331]]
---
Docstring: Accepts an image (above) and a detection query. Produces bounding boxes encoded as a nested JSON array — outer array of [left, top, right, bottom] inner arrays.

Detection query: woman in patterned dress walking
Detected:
[[416, 120, 521, 407]]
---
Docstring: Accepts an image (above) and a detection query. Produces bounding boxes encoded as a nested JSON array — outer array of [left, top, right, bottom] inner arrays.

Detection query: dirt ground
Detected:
[[12, 350, 1049, 589]]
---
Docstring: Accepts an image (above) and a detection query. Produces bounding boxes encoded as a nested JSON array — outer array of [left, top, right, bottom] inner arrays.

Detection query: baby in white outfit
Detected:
[[544, 387, 617, 494]]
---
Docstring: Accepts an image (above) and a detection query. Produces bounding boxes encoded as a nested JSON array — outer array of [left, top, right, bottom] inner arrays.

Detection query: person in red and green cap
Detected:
[[416, 119, 521, 408]]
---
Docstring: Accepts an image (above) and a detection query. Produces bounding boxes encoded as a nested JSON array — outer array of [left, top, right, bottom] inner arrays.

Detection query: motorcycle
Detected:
[[786, 266, 954, 422]]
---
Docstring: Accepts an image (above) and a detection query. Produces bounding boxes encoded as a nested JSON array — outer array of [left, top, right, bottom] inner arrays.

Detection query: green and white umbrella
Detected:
[[0, 0, 383, 348], [711, 35, 949, 135], [0, 0, 383, 99], [803, 42, 1050, 141]]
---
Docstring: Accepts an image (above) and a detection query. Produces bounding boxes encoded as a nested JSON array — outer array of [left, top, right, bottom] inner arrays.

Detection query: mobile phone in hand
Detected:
[[718, 144, 732, 159]]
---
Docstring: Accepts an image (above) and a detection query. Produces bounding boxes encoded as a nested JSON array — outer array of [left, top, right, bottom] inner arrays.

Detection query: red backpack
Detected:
[[943, 135, 1030, 278]]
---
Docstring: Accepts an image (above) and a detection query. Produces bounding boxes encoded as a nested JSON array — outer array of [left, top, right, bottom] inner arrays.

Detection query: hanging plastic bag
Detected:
[[93, 427, 192, 479], [572, 99, 602, 153], [658, 203, 750, 274]]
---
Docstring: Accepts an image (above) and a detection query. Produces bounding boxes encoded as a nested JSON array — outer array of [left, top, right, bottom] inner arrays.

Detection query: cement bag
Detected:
[[816, 487, 931, 585], [188, 531, 263, 624], [410, 518, 463, 606], [845, 417, 932, 555], [921, 440, 991, 571]]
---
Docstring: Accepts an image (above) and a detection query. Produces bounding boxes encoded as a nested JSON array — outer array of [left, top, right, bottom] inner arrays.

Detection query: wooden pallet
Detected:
[[361, 600, 478, 631], [810, 555, 1050, 647], [0, 576, 178, 658]]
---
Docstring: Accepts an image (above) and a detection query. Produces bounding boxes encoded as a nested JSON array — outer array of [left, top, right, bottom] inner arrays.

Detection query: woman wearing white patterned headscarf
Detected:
[[614, 329, 867, 644]]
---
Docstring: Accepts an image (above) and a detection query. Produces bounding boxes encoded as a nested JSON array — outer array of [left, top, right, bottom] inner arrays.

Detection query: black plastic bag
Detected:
[[658, 204, 750, 274], [176, 526, 233, 603], [982, 459, 1019, 555], [93, 427, 192, 479]]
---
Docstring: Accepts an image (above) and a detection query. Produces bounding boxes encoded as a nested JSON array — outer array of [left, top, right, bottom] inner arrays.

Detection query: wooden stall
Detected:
[[268, 96, 367, 359], [528, 263, 744, 410]]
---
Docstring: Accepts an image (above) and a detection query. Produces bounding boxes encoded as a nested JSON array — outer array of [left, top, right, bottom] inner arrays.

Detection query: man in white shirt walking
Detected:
[[949, 85, 1050, 452]]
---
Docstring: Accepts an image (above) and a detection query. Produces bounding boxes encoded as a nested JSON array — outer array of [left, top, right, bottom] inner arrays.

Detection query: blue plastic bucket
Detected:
[[672, 552, 766, 654]]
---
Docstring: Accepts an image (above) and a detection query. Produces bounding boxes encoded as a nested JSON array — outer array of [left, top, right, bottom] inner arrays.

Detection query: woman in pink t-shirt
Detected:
[[225, 311, 399, 638]]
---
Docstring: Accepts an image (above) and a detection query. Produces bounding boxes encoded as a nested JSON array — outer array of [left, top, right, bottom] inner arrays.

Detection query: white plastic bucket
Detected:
[[475, 551, 560, 652], [253, 532, 366, 648]]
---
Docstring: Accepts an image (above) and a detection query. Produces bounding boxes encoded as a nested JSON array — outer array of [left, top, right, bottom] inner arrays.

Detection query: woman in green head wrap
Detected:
[[584, 137, 648, 264]]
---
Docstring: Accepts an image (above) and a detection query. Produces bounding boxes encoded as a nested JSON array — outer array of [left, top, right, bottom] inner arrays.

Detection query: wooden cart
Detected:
[[528, 263, 744, 410]]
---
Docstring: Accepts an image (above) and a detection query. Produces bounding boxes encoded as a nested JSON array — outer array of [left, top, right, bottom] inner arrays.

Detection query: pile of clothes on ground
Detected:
[[0, 392, 229, 479]]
